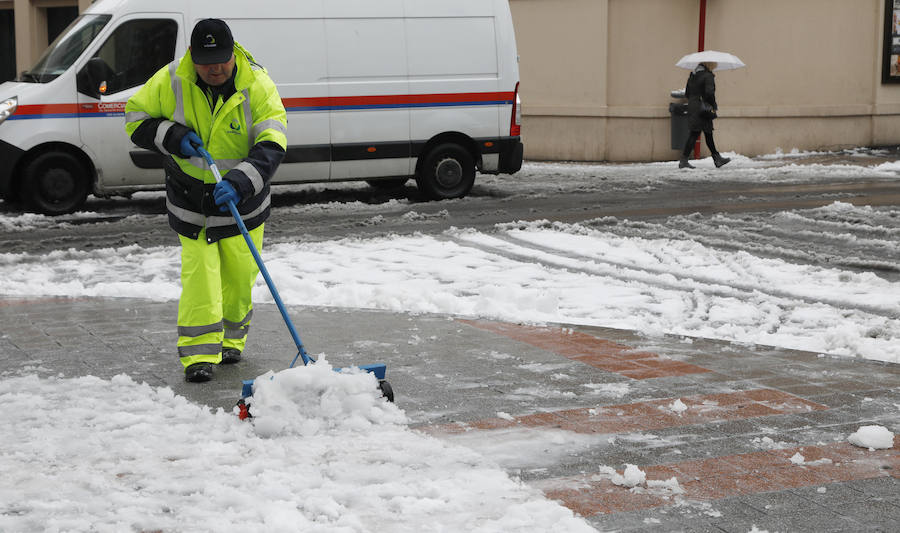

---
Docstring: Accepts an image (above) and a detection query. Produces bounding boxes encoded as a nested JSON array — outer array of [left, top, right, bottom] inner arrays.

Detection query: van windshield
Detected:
[[21, 14, 112, 83]]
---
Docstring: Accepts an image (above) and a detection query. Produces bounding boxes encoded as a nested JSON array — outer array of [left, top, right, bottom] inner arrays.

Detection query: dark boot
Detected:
[[679, 158, 695, 169], [185, 362, 214, 382], [220, 348, 242, 364], [713, 154, 731, 168]]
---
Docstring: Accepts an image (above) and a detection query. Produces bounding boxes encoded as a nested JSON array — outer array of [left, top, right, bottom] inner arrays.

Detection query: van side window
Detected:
[[77, 18, 177, 97]]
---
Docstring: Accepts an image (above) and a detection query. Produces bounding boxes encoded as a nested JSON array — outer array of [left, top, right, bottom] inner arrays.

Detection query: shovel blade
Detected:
[[239, 363, 387, 399]]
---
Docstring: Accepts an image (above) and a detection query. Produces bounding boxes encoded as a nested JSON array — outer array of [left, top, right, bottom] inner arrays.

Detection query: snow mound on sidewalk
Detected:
[[246, 358, 405, 438], [848, 425, 896, 450], [0, 373, 594, 533]]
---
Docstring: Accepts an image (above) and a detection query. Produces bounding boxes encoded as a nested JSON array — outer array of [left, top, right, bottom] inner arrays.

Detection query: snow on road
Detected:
[[2, 151, 900, 531], [0, 203, 898, 363]]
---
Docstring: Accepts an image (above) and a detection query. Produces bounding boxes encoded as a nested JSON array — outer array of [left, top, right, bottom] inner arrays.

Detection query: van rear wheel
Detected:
[[21, 151, 89, 215], [416, 143, 475, 200]]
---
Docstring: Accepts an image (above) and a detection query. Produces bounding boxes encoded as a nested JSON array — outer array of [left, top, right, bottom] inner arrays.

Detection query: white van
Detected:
[[0, 0, 523, 215]]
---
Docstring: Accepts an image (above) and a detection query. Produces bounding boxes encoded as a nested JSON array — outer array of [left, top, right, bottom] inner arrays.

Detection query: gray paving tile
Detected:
[[3, 297, 900, 533], [716, 515, 865, 533], [832, 500, 900, 525], [704, 418, 773, 438], [589, 507, 697, 532], [789, 482, 870, 506], [753, 375, 813, 389], [842, 476, 900, 497], [701, 497, 768, 522]]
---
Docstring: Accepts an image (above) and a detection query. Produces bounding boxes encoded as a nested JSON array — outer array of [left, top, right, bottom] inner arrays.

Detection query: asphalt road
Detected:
[[3, 168, 900, 261]]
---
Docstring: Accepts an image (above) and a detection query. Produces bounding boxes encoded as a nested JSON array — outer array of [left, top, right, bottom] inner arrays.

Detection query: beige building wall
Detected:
[[6, 0, 90, 78], [7, 0, 900, 162], [511, 0, 900, 161]]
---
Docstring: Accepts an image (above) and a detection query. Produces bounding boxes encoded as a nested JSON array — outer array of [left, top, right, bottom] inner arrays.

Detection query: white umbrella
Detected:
[[676, 50, 745, 71]]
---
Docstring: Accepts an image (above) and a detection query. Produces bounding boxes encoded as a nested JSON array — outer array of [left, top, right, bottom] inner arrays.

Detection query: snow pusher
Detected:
[[197, 148, 394, 420]]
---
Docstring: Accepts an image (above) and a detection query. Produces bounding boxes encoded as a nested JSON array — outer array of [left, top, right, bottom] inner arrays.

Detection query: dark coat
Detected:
[[685, 66, 717, 132]]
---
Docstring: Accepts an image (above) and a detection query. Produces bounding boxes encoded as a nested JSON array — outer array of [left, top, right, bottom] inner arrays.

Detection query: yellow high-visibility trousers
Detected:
[[176, 225, 263, 368]]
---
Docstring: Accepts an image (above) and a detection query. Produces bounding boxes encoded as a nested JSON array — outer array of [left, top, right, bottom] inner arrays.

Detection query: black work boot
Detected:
[[220, 348, 242, 364], [185, 362, 214, 382], [679, 158, 695, 169], [713, 154, 731, 168]]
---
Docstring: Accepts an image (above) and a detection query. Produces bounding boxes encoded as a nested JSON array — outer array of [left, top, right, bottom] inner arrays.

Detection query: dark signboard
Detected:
[[883, 0, 900, 82]]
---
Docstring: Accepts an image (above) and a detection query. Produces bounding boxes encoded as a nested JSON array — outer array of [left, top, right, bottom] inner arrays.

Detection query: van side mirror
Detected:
[[77, 57, 113, 98]]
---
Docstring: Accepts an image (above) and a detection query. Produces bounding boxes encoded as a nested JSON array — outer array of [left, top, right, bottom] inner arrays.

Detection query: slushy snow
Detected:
[[3, 152, 900, 531], [2, 209, 900, 362], [596, 464, 683, 496], [599, 464, 647, 488], [0, 368, 594, 532]]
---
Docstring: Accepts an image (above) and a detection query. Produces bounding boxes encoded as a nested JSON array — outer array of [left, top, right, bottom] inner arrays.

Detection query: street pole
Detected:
[[694, 0, 707, 160]]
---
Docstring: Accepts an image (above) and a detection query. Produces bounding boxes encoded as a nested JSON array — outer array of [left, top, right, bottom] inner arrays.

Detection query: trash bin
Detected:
[[669, 89, 689, 151]]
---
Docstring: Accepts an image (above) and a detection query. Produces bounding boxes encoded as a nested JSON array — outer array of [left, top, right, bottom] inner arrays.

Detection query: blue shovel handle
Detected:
[[197, 147, 313, 368]]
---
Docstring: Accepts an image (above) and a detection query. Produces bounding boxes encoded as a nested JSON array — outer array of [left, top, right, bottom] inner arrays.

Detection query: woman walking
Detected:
[[679, 62, 730, 169]]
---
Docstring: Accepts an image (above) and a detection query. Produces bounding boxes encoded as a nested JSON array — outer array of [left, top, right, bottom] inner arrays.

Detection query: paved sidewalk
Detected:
[[1, 296, 898, 532]]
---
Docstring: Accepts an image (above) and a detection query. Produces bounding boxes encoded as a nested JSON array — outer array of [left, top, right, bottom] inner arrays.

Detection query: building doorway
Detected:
[[0, 10, 14, 83], [0, 5, 78, 84], [47, 6, 78, 43]]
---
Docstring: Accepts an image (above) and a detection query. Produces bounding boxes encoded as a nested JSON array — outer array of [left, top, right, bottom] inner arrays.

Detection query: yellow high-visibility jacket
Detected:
[[125, 42, 287, 242]]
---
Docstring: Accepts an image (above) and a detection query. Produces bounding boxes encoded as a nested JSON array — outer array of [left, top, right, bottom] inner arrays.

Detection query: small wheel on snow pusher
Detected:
[[236, 398, 252, 420], [379, 380, 394, 402]]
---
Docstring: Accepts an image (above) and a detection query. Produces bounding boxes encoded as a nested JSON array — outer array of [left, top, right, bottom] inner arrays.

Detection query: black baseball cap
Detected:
[[190, 19, 234, 65]]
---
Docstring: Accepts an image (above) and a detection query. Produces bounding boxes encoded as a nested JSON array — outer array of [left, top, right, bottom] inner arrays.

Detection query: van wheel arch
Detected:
[[17, 144, 96, 215], [415, 134, 479, 200]]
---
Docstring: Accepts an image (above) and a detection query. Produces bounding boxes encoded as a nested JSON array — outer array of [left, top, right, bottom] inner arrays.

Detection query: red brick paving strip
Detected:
[[453, 320, 899, 516], [538, 442, 899, 516], [459, 319, 711, 379], [423, 388, 827, 436], [422, 387, 898, 516]]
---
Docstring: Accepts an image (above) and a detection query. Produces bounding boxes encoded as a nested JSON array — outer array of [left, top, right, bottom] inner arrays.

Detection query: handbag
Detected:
[[700, 99, 717, 119]]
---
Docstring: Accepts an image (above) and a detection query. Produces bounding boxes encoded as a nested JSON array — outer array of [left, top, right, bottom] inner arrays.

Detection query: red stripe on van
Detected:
[[14, 103, 82, 117], [13, 102, 127, 118], [282, 91, 515, 109], [12, 91, 515, 119]]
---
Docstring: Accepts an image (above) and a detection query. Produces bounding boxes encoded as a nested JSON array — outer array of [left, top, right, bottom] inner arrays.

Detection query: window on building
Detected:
[[47, 6, 79, 44], [0, 10, 14, 83], [26, 14, 109, 82]]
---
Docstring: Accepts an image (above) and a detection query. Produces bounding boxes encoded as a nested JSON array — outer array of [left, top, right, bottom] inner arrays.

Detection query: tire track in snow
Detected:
[[592, 215, 900, 274], [444, 231, 900, 320]]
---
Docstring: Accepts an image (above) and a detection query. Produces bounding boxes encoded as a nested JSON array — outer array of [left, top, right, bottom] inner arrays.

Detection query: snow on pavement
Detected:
[[3, 152, 900, 531], [1, 206, 899, 363], [0, 366, 594, 532]]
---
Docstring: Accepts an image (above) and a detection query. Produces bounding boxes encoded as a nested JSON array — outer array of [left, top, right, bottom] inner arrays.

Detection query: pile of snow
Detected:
[[788, 452, 832, 467], [0, 373, 594, 532], [666, 399, 688, 415], [245, 359, 404, 438], [848, 425, 896, 450], [599, 464, 646, 488], [596, 464, 683, 496]]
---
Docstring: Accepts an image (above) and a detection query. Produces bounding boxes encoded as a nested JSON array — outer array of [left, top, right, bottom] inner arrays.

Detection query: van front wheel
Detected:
[[416, 143, 475, 200], [21, 151, 90, 215]]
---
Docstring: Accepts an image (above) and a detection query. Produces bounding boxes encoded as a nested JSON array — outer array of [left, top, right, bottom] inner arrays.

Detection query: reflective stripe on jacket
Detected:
[[125, 42, 287, 242]]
